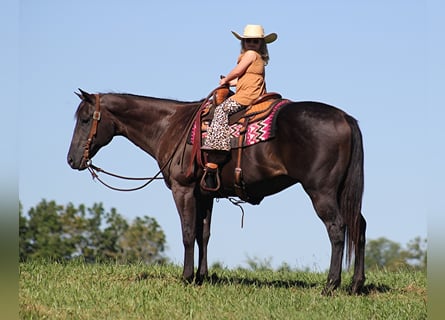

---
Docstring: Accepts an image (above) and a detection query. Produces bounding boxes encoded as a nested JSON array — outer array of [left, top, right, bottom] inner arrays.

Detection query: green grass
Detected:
[[19, 260, 426, 319]]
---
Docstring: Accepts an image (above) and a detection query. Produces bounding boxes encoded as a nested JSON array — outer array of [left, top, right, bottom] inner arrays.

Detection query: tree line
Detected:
[[227, 236, 427, 273], [364, 236, 426, 271], [19, 199, 167, 264], [20, 199, 426, 271]]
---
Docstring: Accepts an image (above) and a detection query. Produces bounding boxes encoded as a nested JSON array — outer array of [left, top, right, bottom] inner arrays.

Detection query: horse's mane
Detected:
[[108, 92, 205, 105], [74, 91, 205, 118]]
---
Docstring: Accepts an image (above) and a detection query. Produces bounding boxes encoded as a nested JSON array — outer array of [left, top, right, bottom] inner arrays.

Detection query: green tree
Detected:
[[25, 200, 75, 260], [19, 202, 31, 261], [365, 237, 427, 271], [118, 216, 167, 264], [78, 203, 108, 262], [101, 208, 130, 260], [58, 202, 89, 259], [401, 236, 427, 270], [244, 255, 273, 271], [19, 200, 167, 264], [60, 203, 129, 262]]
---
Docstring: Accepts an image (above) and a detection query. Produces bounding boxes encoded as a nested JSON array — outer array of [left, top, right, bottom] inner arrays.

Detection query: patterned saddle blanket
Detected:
[[188, 93, 290, 149]]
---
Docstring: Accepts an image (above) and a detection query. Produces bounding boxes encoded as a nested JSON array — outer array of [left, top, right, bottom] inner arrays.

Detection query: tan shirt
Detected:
[[232, 51, 266, 106]]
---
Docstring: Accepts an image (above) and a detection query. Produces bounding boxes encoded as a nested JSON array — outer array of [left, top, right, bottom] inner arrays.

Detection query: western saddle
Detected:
[[196, 87, 283, 202]]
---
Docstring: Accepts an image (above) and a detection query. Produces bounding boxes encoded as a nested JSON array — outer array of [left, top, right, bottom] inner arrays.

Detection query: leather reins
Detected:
[[80, 91, 246, 226], [81, 92, 207, 192], [82, 94, 165, 191]]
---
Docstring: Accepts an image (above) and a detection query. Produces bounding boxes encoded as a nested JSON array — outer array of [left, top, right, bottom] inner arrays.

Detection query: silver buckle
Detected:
[[93, 111, 101, 120]]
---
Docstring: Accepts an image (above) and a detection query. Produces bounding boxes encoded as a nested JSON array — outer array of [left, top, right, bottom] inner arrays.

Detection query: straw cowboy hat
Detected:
[[231, 24, 277, 44]]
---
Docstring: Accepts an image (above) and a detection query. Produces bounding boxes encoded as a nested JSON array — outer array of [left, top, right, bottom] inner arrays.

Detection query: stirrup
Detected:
[[200, 163, 221, 192]]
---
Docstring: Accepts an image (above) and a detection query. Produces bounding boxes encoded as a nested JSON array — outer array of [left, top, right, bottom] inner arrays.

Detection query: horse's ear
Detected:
[[75, 91, 82, 100], [77, 88, 94, 104]]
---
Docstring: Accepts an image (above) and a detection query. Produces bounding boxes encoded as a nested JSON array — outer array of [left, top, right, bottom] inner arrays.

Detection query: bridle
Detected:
[[79, 88, 224, 192], [79, 91, 247, 225], [82, 94, 164, 191], [82, 94, 101, 164]]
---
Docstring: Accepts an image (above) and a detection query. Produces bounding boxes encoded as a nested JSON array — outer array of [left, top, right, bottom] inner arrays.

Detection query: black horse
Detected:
[[67, 89, 366, 294]]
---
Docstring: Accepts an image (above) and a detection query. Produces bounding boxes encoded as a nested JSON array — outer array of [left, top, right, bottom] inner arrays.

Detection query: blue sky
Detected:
[[8, 1, 443, 270]]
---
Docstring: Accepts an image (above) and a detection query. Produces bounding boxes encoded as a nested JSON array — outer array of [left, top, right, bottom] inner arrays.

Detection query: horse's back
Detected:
[[278, 101, 350, 122], [268, 101, 355, 182], [275, 100, 353, 141]]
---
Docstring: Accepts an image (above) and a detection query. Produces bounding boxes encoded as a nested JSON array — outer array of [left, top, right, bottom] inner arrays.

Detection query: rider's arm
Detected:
[[219, 50, 256, 86]]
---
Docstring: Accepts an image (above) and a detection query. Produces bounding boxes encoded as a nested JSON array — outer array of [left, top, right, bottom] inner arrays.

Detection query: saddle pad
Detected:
[[188, 99, 290, 149]]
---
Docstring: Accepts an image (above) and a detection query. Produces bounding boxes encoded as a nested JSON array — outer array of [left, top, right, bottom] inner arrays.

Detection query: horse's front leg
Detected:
[[195, 191, 214, 284], [172, 183, 197, 283]]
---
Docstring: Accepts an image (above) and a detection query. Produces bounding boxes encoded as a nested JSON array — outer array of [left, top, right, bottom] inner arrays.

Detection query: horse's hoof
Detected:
[[194, 276, 204, 286], [195, 270, 210, 285], [321, 280, 339, 296], [349, 282, 365, 295], [182, 275, 194, 285]]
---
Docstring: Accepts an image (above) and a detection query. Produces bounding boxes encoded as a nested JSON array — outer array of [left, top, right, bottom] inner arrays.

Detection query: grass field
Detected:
[[19, 260, 426, 319]]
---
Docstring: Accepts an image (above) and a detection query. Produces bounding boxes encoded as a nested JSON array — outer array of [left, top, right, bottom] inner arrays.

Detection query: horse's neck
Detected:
[[109, 95, 196, 160]]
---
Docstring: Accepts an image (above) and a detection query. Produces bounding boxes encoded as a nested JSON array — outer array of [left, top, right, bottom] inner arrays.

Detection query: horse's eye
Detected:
[[80, 115, 90, 124]]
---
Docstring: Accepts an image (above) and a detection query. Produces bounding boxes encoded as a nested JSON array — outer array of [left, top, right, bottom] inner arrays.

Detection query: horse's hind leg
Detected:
[[195, 193, 213, 284], [351, 214, 366, 294], [308, 190, 345, 294]]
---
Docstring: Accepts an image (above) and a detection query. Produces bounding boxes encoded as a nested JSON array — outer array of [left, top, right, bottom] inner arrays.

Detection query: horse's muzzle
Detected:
[[67, 154, 88, 171]]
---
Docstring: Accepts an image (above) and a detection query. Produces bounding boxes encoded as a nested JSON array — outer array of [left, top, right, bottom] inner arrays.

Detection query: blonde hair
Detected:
[[240, 39, 270, 65]]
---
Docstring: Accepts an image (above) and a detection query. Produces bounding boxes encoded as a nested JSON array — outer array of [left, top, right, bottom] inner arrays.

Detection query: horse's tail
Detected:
[[341, 114, 365, 266]]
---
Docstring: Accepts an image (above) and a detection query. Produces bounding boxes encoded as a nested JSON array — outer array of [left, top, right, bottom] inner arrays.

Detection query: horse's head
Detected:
[[67, 89, 114, 170]]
